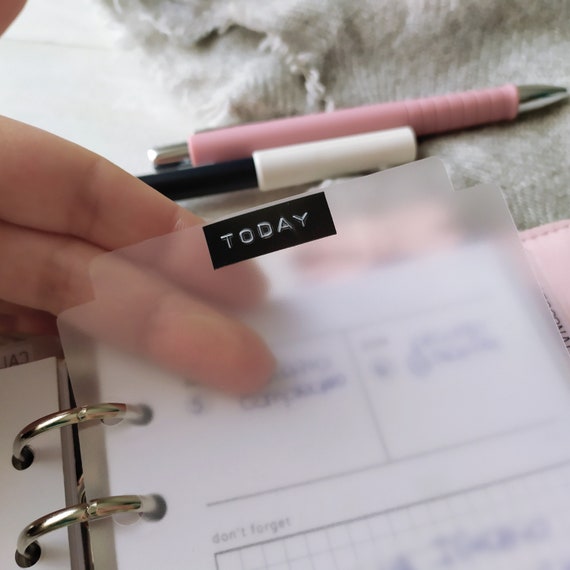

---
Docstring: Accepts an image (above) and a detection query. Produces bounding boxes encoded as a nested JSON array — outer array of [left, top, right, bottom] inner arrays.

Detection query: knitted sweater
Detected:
[[102, 0, 570, 229]]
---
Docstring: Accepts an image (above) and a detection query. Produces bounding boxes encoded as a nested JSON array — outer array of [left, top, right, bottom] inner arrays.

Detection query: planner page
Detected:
[[0, 356, 71, 570], [58, 159, 570, 570]]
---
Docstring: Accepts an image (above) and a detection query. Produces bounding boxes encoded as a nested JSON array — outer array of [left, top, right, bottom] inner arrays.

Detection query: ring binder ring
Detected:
[[15, 494, 166, 568], [12, 403, 152, 470]]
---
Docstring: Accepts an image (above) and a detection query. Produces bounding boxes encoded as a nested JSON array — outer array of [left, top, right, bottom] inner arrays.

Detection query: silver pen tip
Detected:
[[517, 84, 569, 114], [147, 142, 190, 167]]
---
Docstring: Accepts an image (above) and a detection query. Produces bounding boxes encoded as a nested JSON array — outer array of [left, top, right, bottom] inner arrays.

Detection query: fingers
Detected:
[[60, 248, 276, 393], [0, 219, 100, 314], [0, 301, 57, 336], [0, 117, 268, 310], [115, 227, 270, 310], [0, 212, 268, 325], [0, 116, 203, 249], [0, 117, 275, 391], [0, 218, 275, 392], [139, 293, 275, 393]]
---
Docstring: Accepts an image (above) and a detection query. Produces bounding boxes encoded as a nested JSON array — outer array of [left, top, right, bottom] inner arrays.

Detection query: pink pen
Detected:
[[148, 84, 567, 167]]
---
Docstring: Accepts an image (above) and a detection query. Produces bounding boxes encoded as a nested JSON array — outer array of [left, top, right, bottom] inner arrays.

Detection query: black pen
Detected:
[[138, 127, 416, 200]]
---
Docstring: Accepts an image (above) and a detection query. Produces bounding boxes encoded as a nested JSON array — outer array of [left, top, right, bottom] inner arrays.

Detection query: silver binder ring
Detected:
[[15, 494, 166, 568], [12, 403, 152, 470]]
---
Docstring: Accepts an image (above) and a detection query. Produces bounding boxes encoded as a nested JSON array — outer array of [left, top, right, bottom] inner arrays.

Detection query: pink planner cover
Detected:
[[521, 219, 570, 348]]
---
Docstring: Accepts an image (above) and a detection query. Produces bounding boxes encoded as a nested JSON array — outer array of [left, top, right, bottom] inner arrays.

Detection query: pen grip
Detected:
[[189, 85, 519, 165], [403, 84, 519, 136]]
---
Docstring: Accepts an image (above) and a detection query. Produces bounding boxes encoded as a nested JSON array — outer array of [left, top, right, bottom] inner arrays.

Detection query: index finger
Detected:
[[58, 234, 276, 394], [0, 115, 202, 249]]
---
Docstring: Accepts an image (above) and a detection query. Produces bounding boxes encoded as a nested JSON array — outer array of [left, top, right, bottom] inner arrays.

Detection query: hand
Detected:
[[0, 2, 275, 392]]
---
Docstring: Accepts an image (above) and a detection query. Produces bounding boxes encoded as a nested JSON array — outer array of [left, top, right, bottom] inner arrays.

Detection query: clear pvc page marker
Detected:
[[56, 159, 570, 570]]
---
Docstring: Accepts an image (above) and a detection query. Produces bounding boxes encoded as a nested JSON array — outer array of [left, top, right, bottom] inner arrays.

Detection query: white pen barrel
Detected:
[[252, 127, 417, 191]]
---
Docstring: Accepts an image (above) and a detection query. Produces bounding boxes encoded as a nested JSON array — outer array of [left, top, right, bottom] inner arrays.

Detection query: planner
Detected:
[[0, 352, 73, 570], [4, 159, 570, 570]]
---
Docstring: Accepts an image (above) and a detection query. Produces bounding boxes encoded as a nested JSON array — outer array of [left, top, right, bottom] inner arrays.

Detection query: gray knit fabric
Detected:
[[103, 0, 569, 230]]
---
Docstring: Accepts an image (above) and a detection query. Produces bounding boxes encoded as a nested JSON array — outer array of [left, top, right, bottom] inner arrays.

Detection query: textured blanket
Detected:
[[102, 0, 570, 229]]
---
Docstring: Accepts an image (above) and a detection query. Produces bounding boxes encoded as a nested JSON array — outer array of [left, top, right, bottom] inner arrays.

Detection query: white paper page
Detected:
[[58, 161, 570, 569], [0, 357, 71, 570], [88, 236, 570, 570]]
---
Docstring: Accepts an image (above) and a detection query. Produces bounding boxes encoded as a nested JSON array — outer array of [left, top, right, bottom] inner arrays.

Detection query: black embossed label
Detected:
[[203, 192, 336, 269]]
